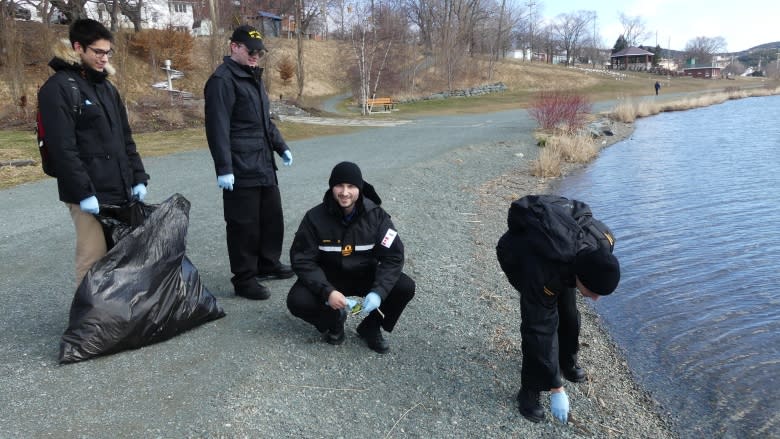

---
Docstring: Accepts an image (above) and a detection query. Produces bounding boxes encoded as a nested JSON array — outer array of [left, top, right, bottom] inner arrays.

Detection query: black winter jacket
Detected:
[[204, 57, 290, 187], [495, 195, 616, 390], [38, 54, 148, 205], [290, 191, 404, 302]]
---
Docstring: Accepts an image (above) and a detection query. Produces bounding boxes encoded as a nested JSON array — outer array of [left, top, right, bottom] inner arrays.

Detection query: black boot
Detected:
[[517, 388, 545, 423], [233, 279, 271, 300], [356, 316, 390, 354], [562, 364, 587, 383], [256, 264, 295, 282], [324, 308, 347, 345]]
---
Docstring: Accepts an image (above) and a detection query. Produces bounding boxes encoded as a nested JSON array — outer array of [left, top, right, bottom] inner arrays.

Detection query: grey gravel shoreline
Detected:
[[0, 112, 680, 438]]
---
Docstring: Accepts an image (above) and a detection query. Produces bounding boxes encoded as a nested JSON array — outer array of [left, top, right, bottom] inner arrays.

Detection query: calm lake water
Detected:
[[557, 94, 780, 438]]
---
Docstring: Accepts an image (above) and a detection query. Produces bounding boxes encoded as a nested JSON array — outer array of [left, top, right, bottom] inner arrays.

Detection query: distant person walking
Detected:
[[204, 25, 295, 301], [37, 19, 150, 285], [654, 81, 661, 95]]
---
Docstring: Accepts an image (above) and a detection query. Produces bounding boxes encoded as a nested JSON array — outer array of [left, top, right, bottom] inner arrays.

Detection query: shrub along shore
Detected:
[[528, 85, 780, 178]]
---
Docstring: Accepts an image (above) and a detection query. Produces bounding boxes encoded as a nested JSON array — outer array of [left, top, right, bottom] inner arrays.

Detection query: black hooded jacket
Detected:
[[38, 48, 148, 205], [495, 195, 616, 390], [290, 187, 403, 302], [204, 57, 290, 187]]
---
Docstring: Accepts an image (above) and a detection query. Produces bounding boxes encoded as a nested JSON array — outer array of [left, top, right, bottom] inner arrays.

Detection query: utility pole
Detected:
[[592, 11, 597, 66], [526, 0, 536, 61]]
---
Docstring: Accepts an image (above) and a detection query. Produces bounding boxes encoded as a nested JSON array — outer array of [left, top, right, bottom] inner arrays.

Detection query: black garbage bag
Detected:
[[59, 193, 226, 364]]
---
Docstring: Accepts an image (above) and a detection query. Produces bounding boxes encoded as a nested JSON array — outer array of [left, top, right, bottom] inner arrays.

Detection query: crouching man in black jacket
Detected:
[[287, 162, 415, 353]]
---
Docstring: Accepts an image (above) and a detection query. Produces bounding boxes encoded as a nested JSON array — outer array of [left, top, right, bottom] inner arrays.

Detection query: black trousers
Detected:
[[556, 287, 581, 370], [519, 285, 580, 391], [287, 273, 416, 333], [223, 185, 284, 285]]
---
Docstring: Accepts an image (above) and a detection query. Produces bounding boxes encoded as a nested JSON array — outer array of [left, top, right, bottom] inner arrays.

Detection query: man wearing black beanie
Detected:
[[287, 162, 415, 353], [495, 195, 620, 425]]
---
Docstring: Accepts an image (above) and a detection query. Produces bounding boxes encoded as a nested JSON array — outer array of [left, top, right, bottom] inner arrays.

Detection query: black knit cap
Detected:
[[574, 247, 620, 295], [329, 161, 363, 190]]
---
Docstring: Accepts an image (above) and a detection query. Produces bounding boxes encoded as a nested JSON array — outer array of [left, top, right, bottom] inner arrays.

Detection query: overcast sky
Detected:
[[540, 0, 778, 52]]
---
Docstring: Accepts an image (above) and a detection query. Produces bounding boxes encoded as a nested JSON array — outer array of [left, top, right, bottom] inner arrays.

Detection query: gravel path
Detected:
[[0, 108, 676, 438]]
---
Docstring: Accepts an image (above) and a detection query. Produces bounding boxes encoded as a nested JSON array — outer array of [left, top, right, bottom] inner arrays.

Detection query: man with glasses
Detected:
[[205, 25, 294, 300], [37, 19, 149, 285]]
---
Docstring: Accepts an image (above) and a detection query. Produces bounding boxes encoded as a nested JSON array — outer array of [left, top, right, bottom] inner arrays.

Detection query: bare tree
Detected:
[[404, 0, 436, 52], [684, 36, 726, 65], [0, 11, 27, 117], [295, 0, 304, 99], [553, 10, 591, 65], [49, 0, 88, 22], [327, 0, 349, 38], [618, 12, 649, 47]]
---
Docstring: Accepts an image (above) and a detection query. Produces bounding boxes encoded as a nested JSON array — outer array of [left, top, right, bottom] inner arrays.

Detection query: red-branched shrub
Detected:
[[528, 91, 592, 132]]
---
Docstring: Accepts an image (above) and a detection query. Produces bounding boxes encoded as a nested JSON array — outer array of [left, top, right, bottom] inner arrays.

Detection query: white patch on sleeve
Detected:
[[380, 228, 398, 248]]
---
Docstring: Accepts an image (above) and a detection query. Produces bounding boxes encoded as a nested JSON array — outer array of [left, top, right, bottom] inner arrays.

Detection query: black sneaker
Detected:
[[256, 264, 295, 282], [517, 388, 545, 423], [562, 364, 587, 383], [356, 319, 390, 354], [325, 326, 346, 345], [234, 281, 271, 300], [324, 308, 347, 345]]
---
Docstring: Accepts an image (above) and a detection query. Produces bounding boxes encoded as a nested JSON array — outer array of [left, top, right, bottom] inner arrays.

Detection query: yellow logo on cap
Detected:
[[248, 30, 263, 39]]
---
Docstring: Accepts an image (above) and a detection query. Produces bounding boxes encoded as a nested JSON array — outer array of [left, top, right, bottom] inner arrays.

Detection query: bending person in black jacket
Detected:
[[37, 19, 149, 285], [287, 162, 415, 353], [496, 195, 620, 424]]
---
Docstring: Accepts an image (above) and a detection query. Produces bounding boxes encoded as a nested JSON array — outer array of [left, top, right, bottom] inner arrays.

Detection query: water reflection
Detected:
[[557, 95, 780, 438]]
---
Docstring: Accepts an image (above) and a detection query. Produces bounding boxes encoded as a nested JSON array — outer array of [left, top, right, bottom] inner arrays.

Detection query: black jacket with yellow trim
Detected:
[[290, 189, 404, 302], [495, 195, 616, 391]]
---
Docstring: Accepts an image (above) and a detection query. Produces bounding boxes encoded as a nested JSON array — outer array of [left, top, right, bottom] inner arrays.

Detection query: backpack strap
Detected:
[[62, 71, 82, 116], [583, 218, 616, 253]]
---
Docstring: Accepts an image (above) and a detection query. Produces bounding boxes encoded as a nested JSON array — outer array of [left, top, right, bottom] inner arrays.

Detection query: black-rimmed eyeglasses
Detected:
[[88, 46, 114, 58]]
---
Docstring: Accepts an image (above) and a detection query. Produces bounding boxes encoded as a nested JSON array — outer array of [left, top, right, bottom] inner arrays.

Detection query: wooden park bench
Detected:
[[365, 97, 396, 113]]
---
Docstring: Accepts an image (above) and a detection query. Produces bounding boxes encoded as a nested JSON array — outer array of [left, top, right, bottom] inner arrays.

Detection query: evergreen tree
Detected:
[[653, 44, 662, 66], [612, 35, 628, 53]]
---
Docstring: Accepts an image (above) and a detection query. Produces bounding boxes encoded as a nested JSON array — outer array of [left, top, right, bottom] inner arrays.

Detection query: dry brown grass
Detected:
[[0, 163, 46, 189], [553, 133, 598, 163], [529, 132, 598, 178], [530, 145, 562, 177], [611, 85, 780, 123]]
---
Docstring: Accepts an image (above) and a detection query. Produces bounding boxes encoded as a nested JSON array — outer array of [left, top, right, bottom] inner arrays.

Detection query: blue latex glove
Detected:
[[282, 150, 293, 166], [217, 174, 234, 191], [345, 298, 358, 312], [79, 196, 99, 214], [550, 391, 569, 424], [131, 183, 147, 201], [359, 292, 381, 317]]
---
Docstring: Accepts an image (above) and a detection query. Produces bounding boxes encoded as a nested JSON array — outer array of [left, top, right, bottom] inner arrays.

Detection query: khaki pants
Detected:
[[67, 203, 107, 285]]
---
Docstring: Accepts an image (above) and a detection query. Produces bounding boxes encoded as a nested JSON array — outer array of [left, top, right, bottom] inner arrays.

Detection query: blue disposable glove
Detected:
[[359, 292, 381, 317], [282, 150, 293, 166], [131, 183, 147, 201], [550, 391, 569, 424], [79, 196, 99, 214], [217, 174, 234, 191], [345, 298, 358, 312]]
